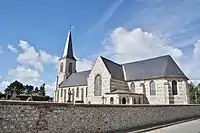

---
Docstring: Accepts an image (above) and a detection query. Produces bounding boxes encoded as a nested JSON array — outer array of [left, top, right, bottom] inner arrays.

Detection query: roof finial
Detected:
[[69, 24, 74, 31], [69, 24, 72, 31]]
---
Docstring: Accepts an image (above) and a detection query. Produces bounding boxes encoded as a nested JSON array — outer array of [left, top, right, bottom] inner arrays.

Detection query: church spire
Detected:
[[63, 26, 76, 60]]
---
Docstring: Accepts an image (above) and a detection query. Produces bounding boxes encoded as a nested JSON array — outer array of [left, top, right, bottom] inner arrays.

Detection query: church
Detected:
[[54, 29, 190, 105]]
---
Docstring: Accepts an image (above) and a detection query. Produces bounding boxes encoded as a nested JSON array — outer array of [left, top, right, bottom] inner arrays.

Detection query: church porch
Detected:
[[105, 90, 149, 105]]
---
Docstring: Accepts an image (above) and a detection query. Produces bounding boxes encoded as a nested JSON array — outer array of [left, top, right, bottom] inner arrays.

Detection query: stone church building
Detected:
[[54, 29, 190, 105]]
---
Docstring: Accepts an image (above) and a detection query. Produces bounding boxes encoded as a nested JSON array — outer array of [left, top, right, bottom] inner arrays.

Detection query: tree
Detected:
[[34, 87, 39, 93], [4, 80, 25, 95], [39, 83, 46, 96], [189, 82, 200, 104], [24, 85, 34, 94]]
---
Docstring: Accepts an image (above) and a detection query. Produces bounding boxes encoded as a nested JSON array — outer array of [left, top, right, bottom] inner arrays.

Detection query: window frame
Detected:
[[149, 81, 156, 95]]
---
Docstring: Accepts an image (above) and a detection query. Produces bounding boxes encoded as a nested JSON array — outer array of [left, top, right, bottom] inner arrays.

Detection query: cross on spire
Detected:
[[69, 24, 72, 30]]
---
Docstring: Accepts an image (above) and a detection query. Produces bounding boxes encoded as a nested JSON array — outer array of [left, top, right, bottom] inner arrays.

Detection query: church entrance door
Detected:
[[122, 97, 126, 104]]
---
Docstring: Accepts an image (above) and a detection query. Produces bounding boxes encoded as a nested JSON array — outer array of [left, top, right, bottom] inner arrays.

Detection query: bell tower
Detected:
[[57, 28, 77, 85]]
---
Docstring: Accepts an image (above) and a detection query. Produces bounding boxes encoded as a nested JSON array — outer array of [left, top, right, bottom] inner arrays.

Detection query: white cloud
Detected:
[[5, 40, 59, 96], [182, 40, 200, 80], [39, 50, 59, 64], [8, 66, 40, 85], [0, 81, 9, 92], [76, 58, 93, 72], [45, 81, 56, 96], [103, 27, 183, 63], [17, 40, 43, 71], [98, 27, 200, 82], [8, 44, 18, 53], [8, 65, 55, 96], [17, 40, 59, 72]]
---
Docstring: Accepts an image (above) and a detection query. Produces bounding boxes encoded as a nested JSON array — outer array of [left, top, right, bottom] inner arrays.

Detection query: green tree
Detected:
[[34, 87, 39, 93], [24, 85, 34, 94], [4, 80, 25, 95], [189, 82, 200, 104], [39, 83, 46, 96]]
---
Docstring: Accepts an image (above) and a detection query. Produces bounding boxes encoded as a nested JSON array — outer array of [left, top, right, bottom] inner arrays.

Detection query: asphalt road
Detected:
[[143, 119, 200, 133]]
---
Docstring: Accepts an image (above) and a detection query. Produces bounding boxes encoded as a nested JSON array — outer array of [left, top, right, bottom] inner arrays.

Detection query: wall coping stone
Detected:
[[0, 100, 199, 107]]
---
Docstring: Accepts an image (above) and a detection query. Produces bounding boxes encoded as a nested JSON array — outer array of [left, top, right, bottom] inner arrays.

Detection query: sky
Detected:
[[0, 0, 200, 96]]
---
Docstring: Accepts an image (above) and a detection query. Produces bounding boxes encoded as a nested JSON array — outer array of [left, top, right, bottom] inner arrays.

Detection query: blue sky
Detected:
[[0, 0, 200, 96]]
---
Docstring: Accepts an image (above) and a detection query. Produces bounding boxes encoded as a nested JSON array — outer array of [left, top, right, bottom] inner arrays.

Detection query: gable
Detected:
[[100, 56, 124, 80]]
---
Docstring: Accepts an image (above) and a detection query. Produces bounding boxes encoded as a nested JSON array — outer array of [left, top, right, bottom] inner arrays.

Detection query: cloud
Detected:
[[45, 81, 56, 96], [182, 40, 200, 81], [8, 44, 18, 53], [17, 40, 43, 71], [0, 81, 9, 92], [103, 27, 183, 63], [3, 40, 59, 96], [88, 0, 124, 33], [17, 40, 59, 72], [8, 66, 40, 85], [94, 26, 200, 82], [8, 65, 55, 96], [76, 58, 93, 72], [39, 50, 59, 64], [124, 0, 200, 48]]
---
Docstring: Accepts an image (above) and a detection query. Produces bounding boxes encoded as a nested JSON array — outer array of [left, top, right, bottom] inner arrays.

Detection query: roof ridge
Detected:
[[76, 70, 91, 73], [121, 55, 170, 65], [100, 56, 122, 66]]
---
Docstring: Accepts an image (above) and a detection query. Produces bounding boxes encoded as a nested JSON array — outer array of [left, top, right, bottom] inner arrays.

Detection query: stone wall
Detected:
[[0, 101, 200, 133]]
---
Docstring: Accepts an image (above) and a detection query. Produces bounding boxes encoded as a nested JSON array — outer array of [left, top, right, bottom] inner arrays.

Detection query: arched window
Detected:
[[172, 80, 178, 95], [150, 81, 156, 95], [138, 97, 141, 104], [140, 83, 146, 95], [76, 87, 79, 97], [122, 97, 126, 104], [110, 97, 114, 104], [69, 63, 72, 74], [60, 62, 63, 72], [94, 74, 102, 96], [130, 82, 135, 92]]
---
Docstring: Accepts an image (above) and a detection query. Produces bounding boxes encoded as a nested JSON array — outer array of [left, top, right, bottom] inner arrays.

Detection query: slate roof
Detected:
[[122, 55, 187, 81], [100, 56, 124, 80], [59, 70, 91, 87], [59, 55, 187, 87], [62, 30, 76, 61]]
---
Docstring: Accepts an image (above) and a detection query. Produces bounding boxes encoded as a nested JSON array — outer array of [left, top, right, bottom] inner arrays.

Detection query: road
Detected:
[[143, 119, 200, 133]]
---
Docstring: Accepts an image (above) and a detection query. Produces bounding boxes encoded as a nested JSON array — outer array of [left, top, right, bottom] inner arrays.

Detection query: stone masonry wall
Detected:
[[0, 101, 200, 133]]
